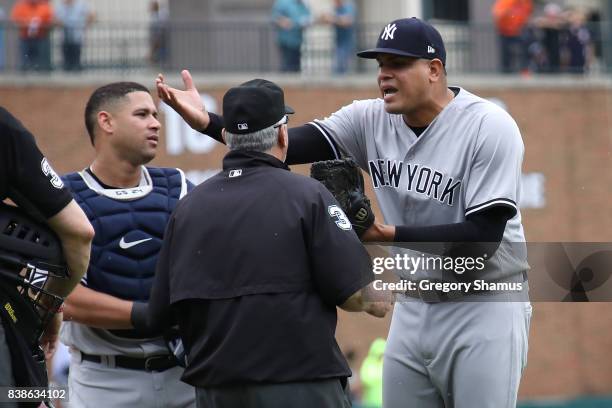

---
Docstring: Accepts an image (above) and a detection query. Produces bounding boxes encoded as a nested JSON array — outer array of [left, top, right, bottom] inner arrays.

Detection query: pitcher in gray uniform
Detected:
[[156, 17, 532, 408]]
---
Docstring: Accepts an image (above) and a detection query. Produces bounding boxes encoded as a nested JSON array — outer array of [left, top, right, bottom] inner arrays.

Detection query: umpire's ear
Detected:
[[278, 125, 288, 149], [221, 128, 227, 145]]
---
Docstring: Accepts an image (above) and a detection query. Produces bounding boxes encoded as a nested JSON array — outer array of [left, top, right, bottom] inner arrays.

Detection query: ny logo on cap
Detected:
[[381, 23, 397, 41], [427, 45, 435, 54], [237, 123, 248, 130]]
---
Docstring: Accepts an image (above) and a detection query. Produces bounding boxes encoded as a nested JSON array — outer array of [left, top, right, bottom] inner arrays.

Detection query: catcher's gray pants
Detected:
[[195, 379, 351, 408], [67, 349, 196, 408], [383, 295, 532, 408], [0, 322, 18, 408]]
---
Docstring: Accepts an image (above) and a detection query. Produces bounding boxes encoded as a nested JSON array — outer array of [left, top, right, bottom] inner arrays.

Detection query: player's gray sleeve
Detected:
[[311, 100, 369, 169], [464, 108, 524, 217]]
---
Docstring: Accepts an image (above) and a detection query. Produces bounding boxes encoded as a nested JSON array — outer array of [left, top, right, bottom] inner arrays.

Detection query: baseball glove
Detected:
[[310, 157, 375, 238]]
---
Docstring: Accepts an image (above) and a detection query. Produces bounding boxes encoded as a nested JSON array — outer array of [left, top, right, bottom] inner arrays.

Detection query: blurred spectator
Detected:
[[271, 0, 311, 72], [533, 2, 564, 73], [55, 0, 94, 71], [10, 0, 54, 71], [360, 338, 386, 408], [563, 8, 592, 74], [586, 10, 602, 60], [321, 0, 356, 74], [492, 0, 533, 74], [149, 0, 169, 66]]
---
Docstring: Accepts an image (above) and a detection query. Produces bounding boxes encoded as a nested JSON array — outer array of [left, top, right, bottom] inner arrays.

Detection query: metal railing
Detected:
[[0, 20, 608, 76]]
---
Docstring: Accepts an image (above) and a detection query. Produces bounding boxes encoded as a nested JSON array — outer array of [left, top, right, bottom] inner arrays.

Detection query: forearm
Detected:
[[63, 285, 133, 329], [364, 209, 509, 256], [339, 289, 364, 312], [199, 112, 225, 144], [45, 200, 94, 298]]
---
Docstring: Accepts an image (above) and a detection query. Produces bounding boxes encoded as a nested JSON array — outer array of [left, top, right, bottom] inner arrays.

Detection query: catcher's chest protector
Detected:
[[62, 167, 187, 301]]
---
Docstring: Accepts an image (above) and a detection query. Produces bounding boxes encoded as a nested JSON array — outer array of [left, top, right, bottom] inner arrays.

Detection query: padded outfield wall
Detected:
[[1, 74, 612, 402]]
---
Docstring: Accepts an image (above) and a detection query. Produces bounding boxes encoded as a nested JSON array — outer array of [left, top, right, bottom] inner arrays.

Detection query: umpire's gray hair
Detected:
[[224, 125, 278, 152]]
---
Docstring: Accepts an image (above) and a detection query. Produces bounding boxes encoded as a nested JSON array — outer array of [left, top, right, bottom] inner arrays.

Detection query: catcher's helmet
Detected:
[[0, 203, 68, 349]]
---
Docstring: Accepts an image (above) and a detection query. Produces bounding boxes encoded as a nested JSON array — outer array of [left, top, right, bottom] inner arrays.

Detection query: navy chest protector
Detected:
[[62, 167, 188, 302]]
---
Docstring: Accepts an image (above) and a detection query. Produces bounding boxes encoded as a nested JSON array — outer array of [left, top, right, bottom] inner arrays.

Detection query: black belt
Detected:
[[80, 352, 178, 372]]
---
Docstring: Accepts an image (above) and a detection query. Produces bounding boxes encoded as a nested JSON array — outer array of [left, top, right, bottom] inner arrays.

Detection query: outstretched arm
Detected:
[[156, 70, 337, 163], [156, 70, 211, 131]]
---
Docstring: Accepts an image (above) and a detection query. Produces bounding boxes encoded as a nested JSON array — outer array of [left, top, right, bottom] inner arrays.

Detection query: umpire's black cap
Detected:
[[357, 17, 446, 65], [223, 79, 294, 134]]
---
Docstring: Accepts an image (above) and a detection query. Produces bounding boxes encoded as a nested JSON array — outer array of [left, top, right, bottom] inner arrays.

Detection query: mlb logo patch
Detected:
[[238, 123, 248, 130]]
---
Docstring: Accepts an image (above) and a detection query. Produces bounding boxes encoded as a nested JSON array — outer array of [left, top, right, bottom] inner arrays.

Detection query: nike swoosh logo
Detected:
[[119, 237, 153, 249]]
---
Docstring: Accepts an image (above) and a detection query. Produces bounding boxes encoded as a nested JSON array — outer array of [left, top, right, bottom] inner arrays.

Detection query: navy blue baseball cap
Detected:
[[223, 79, 294, 134], [357, 17, 446, 65]]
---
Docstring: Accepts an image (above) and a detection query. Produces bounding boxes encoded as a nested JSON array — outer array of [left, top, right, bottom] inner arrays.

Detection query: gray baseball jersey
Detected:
[[312, 87, 528, 283], [311, 86, 531, 408]]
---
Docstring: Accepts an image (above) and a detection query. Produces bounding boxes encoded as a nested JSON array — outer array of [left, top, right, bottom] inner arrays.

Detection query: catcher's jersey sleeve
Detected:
[[311, 100, 370, 169], [0, 107, 72, 218], [464, 108, 524, 218]]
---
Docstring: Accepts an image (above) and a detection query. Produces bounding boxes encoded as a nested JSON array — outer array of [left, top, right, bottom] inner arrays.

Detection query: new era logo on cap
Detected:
[[238, 123, 248, 130], [357, 17, 446, 66]]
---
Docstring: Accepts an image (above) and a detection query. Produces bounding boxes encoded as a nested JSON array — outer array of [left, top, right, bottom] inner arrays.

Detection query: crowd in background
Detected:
[[7, 0, 94, 72], [493, 0, 600, 75], [0, 0, 605, 75]]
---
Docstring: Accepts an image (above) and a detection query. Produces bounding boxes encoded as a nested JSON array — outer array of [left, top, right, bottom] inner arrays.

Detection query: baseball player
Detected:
[[0, 107, 93, 406], [59, 82, 196, 408], [157, 17, 531, 408]]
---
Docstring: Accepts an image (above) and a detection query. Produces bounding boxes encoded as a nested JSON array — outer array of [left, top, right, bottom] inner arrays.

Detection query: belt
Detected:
[[80, 352, 178, 372], [404, 271, 529, 303]]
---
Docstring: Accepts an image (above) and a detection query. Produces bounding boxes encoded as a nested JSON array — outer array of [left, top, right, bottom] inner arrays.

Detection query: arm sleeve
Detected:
[[393, 207, 509, 257], [308, 186, 374, 306], [202, 113, 339, 165], [285, 124, 338, 164], [1, 108, 72, 218], [464, 108, 524, 218], [203, 112, 225, 144], [311, 100, 369, 169], [134, 214, 175, 332]]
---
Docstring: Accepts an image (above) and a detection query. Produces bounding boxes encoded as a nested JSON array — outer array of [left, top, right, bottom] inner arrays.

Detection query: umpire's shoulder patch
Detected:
[[328, 205, 352, 231]]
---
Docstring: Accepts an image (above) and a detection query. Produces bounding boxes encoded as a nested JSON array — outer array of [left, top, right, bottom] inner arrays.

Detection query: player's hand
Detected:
[[40, 312, 62, 359], [156, 70, 210, 131], [363, 301, 392, 318]]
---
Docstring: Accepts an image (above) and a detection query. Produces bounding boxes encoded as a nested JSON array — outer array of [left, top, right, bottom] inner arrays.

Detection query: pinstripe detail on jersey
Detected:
[[310, 121, 340, 159], [465, 198, 517, 217]]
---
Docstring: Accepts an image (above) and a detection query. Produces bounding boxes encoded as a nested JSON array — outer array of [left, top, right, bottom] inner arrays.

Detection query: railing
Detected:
[[0, 20, 608, 76]]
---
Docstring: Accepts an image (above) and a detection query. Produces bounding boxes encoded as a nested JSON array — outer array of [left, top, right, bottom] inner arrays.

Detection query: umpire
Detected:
[[132, 79, 389, 408]]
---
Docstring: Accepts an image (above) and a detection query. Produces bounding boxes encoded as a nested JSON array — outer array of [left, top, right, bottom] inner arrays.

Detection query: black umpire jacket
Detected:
[[143, 150, 374, 387]]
